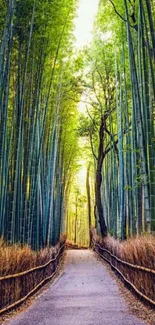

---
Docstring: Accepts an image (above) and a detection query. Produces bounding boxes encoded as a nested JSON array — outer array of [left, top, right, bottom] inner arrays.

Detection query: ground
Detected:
[[2, 250, 152, 325]]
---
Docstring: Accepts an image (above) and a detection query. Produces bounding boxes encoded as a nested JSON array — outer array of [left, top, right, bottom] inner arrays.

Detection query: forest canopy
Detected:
[[0, 0, 155, 250]]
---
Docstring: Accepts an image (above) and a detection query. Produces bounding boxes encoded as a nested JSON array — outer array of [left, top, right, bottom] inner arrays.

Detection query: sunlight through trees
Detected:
[[0, 0, 155, 250]]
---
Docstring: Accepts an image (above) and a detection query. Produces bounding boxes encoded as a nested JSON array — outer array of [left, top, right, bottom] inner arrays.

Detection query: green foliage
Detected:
[[1, 0, 155, 250], [0, 0, 79, 249], [78, 0, 155, 238]]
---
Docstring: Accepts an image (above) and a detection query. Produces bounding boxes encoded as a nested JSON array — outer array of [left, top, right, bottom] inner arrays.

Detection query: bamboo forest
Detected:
[[0, 0, 155, 322]]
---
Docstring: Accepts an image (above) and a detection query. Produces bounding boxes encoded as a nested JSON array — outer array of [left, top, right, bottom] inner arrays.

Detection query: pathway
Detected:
[[6, 250, 146, 325]]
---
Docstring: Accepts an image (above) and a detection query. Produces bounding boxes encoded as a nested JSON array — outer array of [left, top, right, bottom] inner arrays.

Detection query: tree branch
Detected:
[[86, 106, 99, 132], [108, 0, 155, 62], [105, 128, 119, 161], [108, 0, 127, 22], [92, 70, 103, 114], [104, 126, 131, 158], [89, 131, 98, 161]]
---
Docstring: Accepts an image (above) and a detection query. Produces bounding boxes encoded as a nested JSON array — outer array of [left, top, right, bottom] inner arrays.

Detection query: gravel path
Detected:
[[6, 250, 146, 325]]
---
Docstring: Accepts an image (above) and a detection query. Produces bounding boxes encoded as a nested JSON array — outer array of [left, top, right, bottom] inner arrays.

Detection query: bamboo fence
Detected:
[[0, 244, 65, 314], [92, 239, 155, 307]]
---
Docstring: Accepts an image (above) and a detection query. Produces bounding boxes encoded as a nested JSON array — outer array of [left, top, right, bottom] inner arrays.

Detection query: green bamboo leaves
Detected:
[[0, 0, 79, 249], [86, 0, 155, 238]]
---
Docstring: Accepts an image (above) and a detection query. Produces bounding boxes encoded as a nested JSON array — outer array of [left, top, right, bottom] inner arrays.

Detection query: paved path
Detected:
[[6, 250, 146, 325]]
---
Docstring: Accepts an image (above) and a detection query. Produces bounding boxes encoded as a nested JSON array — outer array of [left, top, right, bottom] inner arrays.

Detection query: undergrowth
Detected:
[[92, 228, 155, 303], [0, 234, 66, 277], [92, 229, 155, 269]]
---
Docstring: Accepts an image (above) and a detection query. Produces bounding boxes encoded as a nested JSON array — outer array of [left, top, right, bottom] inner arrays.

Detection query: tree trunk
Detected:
[[95, 169, 107, 236], [86, 164, 91, 230], [95, 115, 108, 237], [74, 194, 78, 244]]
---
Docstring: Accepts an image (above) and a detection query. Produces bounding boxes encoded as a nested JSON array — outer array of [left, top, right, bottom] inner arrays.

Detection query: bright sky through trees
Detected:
[[1, 0, 155, 253], [74, 0, 99, 48], [73, 0, 100, 192]]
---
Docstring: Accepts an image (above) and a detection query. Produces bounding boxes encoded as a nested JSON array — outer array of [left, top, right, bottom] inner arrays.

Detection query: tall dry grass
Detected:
[[92, 228, 155, 303], [0, 235, 66, 312], [93, 230, 155, 269], [0, 234, 66, 277]]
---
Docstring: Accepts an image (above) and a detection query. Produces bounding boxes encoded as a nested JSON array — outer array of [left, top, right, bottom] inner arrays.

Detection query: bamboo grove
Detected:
[[1, 0, 155, 250], [0, 0, 79, 250], [80, 0, 155, 240]]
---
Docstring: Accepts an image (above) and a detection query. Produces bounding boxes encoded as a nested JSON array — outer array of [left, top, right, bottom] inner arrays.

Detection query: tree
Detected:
[[0, 0, 79, 249]]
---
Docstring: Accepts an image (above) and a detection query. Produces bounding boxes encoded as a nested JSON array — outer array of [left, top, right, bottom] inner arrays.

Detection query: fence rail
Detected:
[[0, 244, 65, 315], [92, 239, 155, 307]]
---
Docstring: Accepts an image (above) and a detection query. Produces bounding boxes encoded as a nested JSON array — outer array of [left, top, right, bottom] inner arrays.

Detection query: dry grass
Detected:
[[120, 235, 155, 269], [93, 231, 155, 269], [91, 228, 155, 304], [0, 234, 66, 277], [0, 235, 66, 312]]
